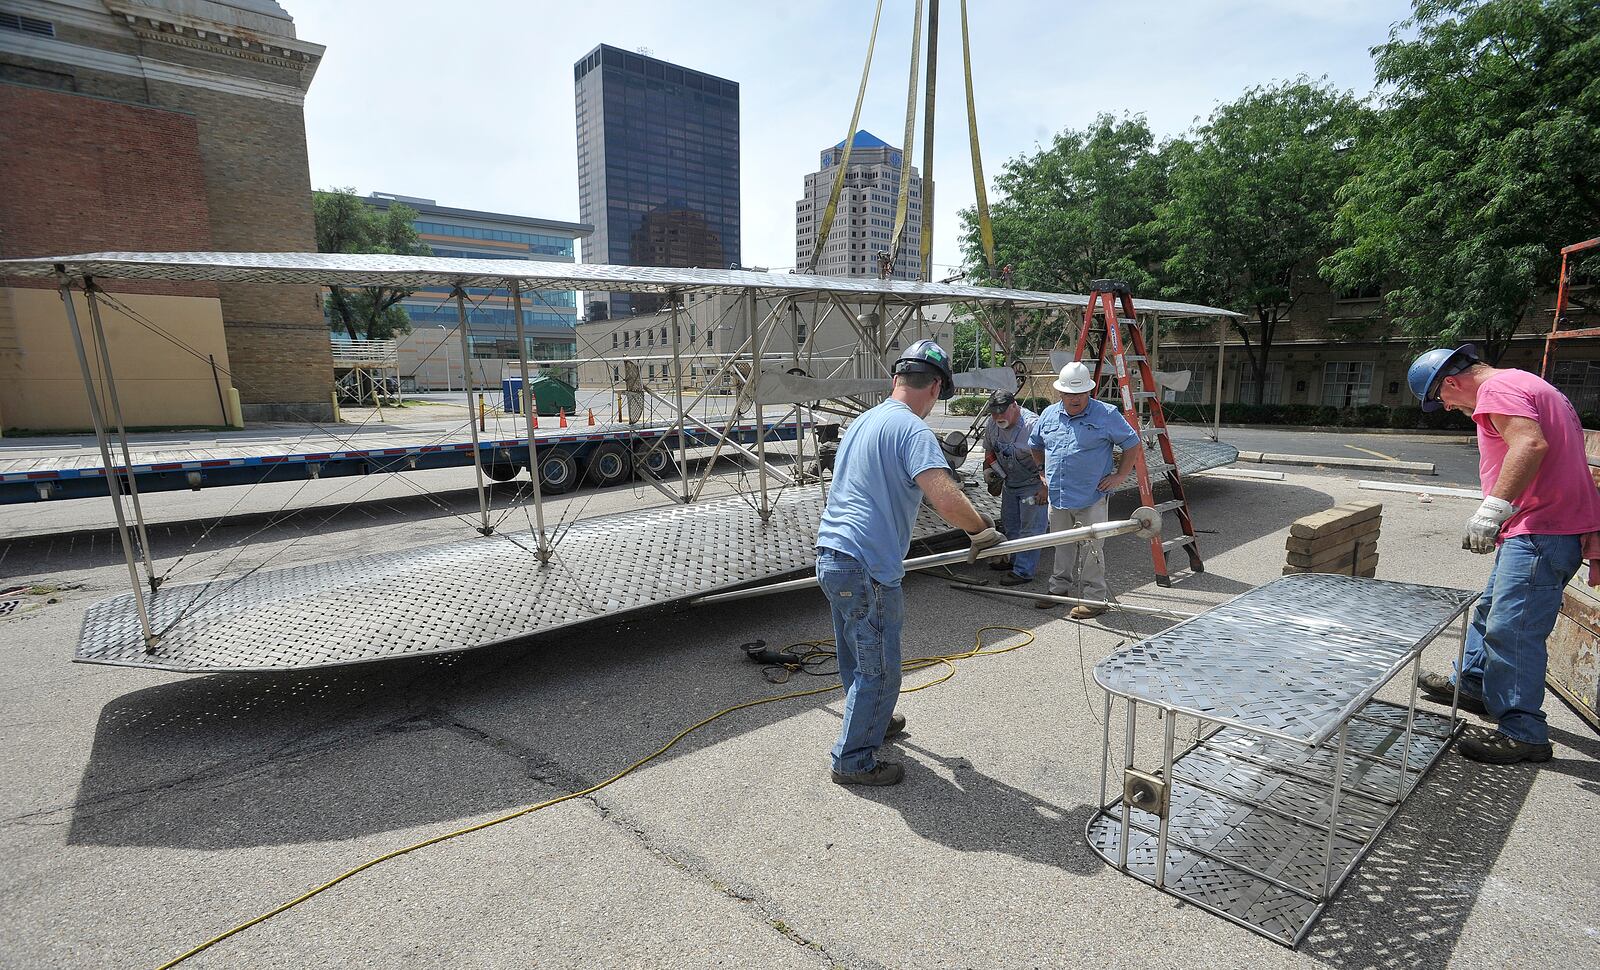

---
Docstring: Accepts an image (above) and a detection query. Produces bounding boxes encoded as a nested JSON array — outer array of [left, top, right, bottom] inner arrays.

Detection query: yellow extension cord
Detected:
[[155, 625, 1036, 969]]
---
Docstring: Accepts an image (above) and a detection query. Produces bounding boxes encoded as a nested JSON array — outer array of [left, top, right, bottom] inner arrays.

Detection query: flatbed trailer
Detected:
[[0, 418, 804, 504]]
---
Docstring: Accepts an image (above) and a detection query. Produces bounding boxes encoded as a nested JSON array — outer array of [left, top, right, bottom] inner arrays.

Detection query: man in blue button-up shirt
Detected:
[[1029, 362, 1140, 617]]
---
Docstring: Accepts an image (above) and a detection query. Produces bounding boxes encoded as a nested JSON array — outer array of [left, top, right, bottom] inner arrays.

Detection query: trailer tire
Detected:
[[634, 443, 677, 480], [584, 443, 631, 486], [537, 449, 580, 494], [486, 462, 522, 483]]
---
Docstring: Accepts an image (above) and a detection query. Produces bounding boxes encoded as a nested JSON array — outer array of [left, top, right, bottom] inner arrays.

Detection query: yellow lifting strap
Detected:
[[918, 0, 940, 281], [886, 0, 924, 278], [807, 0, 885, 275], [960, 0, 997, 275]]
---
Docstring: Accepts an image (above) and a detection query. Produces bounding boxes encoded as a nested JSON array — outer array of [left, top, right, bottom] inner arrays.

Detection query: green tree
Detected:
[[958, 115, 1172, 353], [951, 315, 1004, 370], [1323, 0, 1600, 362], [313, 188, 432, 340], [1157, 78, 1371, 403]]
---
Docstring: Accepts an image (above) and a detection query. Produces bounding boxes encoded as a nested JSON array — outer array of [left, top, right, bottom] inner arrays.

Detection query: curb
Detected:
[[1235, 451, 1436, 475], [1196, 423, 1474, 441]]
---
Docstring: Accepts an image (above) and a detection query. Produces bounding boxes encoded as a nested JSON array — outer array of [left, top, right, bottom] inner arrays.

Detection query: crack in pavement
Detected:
[[433, 705, 875, 970]]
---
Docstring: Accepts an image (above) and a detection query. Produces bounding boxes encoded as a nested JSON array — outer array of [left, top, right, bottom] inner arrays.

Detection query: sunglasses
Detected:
[[1427, 359, 1473, 403]]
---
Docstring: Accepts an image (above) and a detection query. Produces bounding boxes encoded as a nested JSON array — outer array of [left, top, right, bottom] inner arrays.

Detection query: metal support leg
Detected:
[[453, 287, 493, 535], [509, 285, 550, 562], [670, 295, 690, 502], [1212, 318, 1226, 442], [1397, 653, 1422, 798], [1321, 724, 1349, 901], [83, 280, 158, 591], [1450, 617, 1468, 728], [749, 291, 771, 522], [1119, 699, 1137, 871], [57, 278, 157, 650], [1156, 710, 1176, 889], [1098, 691, 1112, 809]]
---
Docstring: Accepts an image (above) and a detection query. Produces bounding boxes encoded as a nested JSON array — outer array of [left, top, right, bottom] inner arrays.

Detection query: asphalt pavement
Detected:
[[1, 449, 1596, 968]]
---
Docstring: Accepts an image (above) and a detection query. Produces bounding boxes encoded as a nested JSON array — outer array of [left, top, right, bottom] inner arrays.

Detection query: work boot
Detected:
[[884, 713, 907, 740], [999, 572, 1032, 587], [1034, 596, 1057, 610], [831, 761, 905, 786], [1070, 604, 1109, 620], [988, 556, 1012, 571], [1416, 670, 1490, 718], [1458, 728, 1553, 765]]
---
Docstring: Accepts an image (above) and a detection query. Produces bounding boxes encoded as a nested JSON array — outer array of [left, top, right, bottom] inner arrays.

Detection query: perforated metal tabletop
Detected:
[[1087, 573, 1479, 947], [1094, 574, 1479, 746]]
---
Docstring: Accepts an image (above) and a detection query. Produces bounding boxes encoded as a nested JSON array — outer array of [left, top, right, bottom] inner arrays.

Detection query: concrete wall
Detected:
[[0, 288, 234, 431]]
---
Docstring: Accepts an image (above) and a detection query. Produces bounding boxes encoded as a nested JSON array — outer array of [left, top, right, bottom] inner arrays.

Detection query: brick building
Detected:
[[1151, 262, 1600, 418], [0, 0, 334, 424]]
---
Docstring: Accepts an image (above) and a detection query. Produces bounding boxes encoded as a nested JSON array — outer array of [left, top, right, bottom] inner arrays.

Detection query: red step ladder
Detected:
[[1073, 279, 1204, 587]]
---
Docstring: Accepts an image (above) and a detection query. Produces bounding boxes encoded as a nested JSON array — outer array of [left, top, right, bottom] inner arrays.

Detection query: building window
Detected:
[[1551, 360, 1600, 414], [0, 12, 54, 36], [612, 365, 620, 382], [1237, 362, 1284, 405], [1322, 361, 1374, 408], [660, 327, 667, 344], [612, 333, 619, 348], [1336, 282, 1382, 302], [706, 329, 713, 346], [648, 364, 657, 379], [1167, 365, 1210, 405], [623, 332, 630, 348]]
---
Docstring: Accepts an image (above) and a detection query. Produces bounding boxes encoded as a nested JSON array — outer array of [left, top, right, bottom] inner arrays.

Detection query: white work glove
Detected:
[[967, 512, 1005, 563], [1462, 496, 1517, 554]]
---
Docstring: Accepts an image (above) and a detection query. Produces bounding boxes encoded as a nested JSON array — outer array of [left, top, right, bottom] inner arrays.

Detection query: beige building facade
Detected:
[[574, 292, 955, 396]]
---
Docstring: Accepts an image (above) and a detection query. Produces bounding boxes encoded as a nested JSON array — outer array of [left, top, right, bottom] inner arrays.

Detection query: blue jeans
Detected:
[[1456, 533, 1583, 744], [1000, 485, 1047, 579], [816, 548, 904, 773]]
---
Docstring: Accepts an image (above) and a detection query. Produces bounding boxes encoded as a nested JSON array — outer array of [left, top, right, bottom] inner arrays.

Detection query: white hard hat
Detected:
[[1053, 361, 1096, 394]]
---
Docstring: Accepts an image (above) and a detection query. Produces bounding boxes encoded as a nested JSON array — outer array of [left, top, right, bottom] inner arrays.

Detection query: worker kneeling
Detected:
[[815, 339, 1003, 787], [1030, 362, 1140, 618]]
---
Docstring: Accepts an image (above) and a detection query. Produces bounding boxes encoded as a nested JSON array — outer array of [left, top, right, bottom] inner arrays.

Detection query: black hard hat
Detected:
[[987, 390, 1016, 413], [892, 338, 957, 400]]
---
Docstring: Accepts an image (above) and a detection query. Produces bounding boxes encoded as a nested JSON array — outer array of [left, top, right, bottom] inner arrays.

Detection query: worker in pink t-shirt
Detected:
[[1407, 344, 1600, 765]]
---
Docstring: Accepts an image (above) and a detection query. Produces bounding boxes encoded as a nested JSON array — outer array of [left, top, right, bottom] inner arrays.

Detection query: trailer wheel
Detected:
[[486, 462, 522, 483], [537, 449, 580, 494], [634, 444, 677, 480], [585, 443, 631, 486]]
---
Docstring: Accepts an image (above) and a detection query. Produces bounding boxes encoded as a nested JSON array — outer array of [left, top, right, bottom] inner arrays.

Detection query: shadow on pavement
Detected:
[[1302, 750, 1541, 969], [851, 741, 1103, 877], [62, 476, 1337, 857]]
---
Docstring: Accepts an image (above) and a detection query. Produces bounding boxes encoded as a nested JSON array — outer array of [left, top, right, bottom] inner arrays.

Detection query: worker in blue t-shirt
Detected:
[[1029, 361, 1139, 618], [815, 339, 1004, 787]]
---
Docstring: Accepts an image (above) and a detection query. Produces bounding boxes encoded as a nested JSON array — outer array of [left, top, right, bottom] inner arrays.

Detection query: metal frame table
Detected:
[[1086, 573, 1479, 946]]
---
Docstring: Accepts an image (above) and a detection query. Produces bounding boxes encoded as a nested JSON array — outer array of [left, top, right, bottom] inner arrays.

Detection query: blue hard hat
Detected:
[[1407, 344, 1480, 412]]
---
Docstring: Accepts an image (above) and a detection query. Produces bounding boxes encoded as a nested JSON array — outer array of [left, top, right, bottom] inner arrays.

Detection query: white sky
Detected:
[[293, 0, 1413, 277]]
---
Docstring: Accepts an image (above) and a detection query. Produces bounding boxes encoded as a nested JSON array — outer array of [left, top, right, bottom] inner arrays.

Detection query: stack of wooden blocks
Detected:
[[1284, 501, 1381, 577]]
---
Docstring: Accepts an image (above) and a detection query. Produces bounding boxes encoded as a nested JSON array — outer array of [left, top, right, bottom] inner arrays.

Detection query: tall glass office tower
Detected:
[[574, 44, 740, 319]]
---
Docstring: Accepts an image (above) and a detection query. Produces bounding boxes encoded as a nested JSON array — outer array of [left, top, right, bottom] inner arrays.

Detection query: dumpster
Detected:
[[502, 373, 578, 416]]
